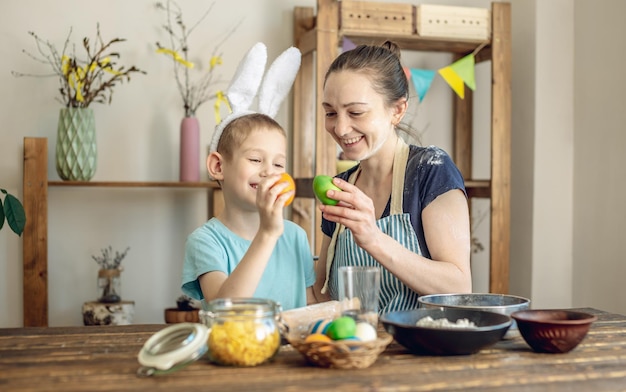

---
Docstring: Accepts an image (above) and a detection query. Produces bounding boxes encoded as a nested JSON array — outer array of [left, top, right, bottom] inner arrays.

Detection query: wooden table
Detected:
[[1, 308, 626, 391]]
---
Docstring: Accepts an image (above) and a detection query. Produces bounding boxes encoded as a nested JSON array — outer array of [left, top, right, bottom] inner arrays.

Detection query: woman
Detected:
[[313, 41, 472, 313]]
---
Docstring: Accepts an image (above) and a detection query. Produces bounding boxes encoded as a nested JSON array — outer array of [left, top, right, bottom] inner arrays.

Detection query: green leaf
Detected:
[[3, 193, 26, 236], [0, 197, 5, 231]]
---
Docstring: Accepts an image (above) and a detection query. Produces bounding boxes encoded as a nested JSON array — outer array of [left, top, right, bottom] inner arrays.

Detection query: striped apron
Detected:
[[322, 138, 423, 314]]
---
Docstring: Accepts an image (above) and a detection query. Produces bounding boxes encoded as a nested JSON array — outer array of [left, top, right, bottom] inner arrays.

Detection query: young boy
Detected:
[[181, 114, 316, 310]]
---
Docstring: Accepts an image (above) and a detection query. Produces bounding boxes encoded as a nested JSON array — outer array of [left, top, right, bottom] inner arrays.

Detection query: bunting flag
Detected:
[[409, 68, 436, 103], [342, 37, 357, 52], [449, 54, 476, 90], [342, 41, 481, 101], [403, 66, 411, 81], [408, 52, 478, 101], [438, 65, 466, 99], [439, 53, 477, 99]]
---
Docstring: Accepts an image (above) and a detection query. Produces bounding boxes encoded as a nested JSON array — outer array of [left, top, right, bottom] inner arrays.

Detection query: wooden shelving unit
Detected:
[[21, 138, 316, 327], [21, 137, 222, 327], [290, 1, 511, 293]]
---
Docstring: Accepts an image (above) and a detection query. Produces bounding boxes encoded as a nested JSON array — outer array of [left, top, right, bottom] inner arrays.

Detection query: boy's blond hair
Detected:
[[216, 113, 286, 159]]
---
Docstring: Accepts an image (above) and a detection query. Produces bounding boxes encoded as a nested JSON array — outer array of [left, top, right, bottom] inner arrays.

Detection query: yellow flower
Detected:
[[156, 48, 194, 68], [209, 56, 222, 71], [214, 90, 231, 124]]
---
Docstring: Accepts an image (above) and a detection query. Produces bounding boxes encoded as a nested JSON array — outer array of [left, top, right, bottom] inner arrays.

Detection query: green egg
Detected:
[[312, 175, 341, 205], [325, 316, 357, 340]]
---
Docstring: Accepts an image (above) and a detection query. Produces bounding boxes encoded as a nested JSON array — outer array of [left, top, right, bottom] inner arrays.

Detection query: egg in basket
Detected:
[[281, 301, 392, 369]]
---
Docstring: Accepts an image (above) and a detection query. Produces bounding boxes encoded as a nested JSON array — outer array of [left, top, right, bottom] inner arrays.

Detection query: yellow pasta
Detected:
[[208, 319, 280, 366]]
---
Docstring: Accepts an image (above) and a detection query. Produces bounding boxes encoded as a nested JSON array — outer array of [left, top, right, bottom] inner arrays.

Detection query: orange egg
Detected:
[[304, 333, 332, 343], [278, 173, 296, 206]]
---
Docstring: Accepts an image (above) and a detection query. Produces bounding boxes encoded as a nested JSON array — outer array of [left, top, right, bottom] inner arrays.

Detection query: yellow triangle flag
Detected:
[[438, 66, 465, 99]]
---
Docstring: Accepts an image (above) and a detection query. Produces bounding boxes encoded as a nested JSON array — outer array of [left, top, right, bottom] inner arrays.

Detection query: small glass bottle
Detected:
[[97, 268, 121, 303], [199, 298, 283, 366]]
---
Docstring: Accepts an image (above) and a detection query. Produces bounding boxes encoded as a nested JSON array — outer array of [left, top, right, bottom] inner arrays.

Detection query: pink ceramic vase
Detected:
[[179, 117, 200, 182]]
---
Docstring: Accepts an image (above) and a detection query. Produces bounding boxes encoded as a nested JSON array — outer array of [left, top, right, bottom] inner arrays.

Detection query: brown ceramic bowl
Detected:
[[511, 309, 597, 353], [164, 308, 200, 324]]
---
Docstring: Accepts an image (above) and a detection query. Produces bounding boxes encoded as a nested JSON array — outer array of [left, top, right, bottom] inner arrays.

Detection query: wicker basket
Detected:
[[289, 333, 393, 369]]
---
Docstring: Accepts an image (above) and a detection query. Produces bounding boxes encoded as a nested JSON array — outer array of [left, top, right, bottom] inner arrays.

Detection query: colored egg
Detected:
[[278, 173, 296, 206], [354, 322, 377, 342], [308, 318, 332, 335], [325, 316, 357, 340], [304, 333, 332, 343], [312, 175, 341, 205], [338, 336, 361, 350]]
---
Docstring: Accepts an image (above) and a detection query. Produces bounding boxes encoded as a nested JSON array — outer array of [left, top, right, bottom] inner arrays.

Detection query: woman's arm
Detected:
[[320, 179, 471, 295]]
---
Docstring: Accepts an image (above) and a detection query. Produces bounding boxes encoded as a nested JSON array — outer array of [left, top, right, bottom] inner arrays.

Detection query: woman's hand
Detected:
[[318, 177, 381, 250]]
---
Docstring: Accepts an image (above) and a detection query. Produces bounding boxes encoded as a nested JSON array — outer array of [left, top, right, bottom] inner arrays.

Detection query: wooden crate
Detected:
[[416, 4, 490, 41], [340, 1, 415, 35]]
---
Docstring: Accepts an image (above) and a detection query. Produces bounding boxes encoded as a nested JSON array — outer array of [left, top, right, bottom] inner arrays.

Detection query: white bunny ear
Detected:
[[209, 43, 268, 154], [226, 42, 268, 113], [258, 47, 301, 118]]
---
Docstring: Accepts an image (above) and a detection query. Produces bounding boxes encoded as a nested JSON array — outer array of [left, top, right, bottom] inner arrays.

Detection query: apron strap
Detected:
[[320, 167, 359, 294], [390, 137, 410, 215], [320, 137, 410, 294]]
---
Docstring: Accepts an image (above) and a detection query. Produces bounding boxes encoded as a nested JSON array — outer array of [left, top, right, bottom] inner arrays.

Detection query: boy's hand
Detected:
[[255, 174, 291, 237]]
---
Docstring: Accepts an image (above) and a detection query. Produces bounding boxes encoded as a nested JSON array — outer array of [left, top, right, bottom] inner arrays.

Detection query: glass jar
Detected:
[[199, 298, 283, 367], [97, 269, 121, 303]]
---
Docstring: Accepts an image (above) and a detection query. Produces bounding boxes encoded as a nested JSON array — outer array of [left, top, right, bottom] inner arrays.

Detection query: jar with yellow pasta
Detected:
[[200, 298, 283, 367]]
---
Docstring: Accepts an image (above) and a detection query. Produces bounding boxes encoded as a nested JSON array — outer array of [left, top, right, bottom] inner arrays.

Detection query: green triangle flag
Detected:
[[450, 54, 476, 90]]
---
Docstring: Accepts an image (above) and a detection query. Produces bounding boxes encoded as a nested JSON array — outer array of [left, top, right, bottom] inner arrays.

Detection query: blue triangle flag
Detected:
[[409, 68, 436, 102]]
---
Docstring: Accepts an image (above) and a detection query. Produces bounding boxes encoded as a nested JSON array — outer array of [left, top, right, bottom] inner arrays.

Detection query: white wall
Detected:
[[1, 0, 623, 327], [572, 0, 626, 315], [510, 0, 626, 314], [532, 0, 575, 307]]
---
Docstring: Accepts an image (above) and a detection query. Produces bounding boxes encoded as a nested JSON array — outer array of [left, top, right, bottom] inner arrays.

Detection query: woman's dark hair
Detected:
[[323, 41, 409, 107]]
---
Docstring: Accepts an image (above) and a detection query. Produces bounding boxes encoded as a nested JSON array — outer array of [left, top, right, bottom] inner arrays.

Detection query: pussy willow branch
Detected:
[[13, 24, 146, 108], [156, 0, 241, 117], [92, 246, 130, 270]]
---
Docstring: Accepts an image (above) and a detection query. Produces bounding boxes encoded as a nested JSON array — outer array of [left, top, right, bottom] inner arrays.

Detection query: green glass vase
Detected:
[[56, 107, 97, 181]]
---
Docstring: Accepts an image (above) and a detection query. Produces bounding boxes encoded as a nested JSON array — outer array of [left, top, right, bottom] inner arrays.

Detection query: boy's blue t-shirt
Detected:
[[182, 218, 315, 310]]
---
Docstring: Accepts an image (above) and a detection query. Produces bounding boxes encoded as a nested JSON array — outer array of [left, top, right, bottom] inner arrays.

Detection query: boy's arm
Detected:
[[200, 229, 280, 301], [200, 175, 288, 301], [306, 287, 317, 305]]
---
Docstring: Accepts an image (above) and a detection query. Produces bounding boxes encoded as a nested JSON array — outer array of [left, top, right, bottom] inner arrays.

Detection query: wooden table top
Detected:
[[1, 307, 626, 391]]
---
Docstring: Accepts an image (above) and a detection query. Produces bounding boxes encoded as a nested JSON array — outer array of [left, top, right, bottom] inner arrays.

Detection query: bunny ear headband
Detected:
[[208, 42, 302, 154]]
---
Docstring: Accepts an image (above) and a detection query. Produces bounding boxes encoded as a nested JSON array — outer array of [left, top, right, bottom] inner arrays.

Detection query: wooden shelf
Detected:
[[48, 180, 220, 188], [291, 0, 511, 293]]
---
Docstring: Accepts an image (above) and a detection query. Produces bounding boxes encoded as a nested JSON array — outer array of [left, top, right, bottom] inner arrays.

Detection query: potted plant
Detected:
[[0, 188, 25, 236], [13, 25, 146, 181], [92, 246, 130, 303], [155, 0, 240, 181]]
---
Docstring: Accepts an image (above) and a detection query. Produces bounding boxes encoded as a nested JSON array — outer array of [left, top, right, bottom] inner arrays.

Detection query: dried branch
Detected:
[[92, 246, 130, 270], [155, 0, 241, 117], [12, 24, 146, 108]]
